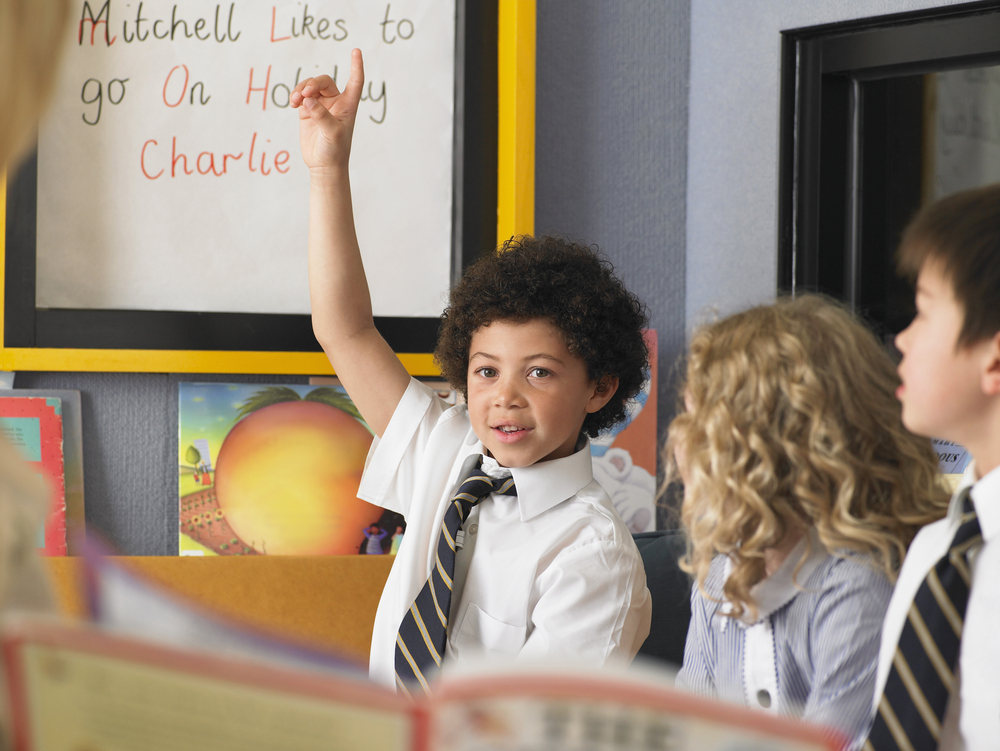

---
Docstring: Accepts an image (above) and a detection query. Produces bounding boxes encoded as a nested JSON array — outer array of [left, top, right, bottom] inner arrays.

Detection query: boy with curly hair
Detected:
[[865, 183, 1000, 750], [291, 51, 651, 694]]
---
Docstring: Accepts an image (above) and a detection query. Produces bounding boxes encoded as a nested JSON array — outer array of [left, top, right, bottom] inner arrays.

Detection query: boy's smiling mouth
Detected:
[[492, 422, 532, 442]]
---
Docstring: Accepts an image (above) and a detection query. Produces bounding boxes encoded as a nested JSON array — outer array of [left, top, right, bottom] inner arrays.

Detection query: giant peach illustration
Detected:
[[212, 388, 381, 555]]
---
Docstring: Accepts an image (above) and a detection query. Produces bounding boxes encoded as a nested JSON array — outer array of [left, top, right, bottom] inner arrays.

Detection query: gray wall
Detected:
[[535, 0, 691, 453], [686, 0, 969, 328]]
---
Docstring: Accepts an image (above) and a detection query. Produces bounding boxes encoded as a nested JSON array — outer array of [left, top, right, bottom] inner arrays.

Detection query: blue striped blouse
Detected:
[[675, 536, 891, 750]]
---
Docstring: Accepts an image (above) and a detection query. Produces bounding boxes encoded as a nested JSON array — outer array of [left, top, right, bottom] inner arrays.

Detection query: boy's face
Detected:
[[895, 259, 991, 444], [466, 318, 616, 468]]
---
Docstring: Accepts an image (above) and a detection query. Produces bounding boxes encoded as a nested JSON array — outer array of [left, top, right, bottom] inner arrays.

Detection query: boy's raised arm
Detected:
[[291, 49, 410, 437]]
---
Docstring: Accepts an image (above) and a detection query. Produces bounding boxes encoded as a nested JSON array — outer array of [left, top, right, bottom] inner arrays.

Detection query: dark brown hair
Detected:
[[897, 183, 1000, 346], [435, 235, 649, 437]]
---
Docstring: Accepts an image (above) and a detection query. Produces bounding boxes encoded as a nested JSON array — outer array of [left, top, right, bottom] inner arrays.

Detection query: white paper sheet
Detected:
[[36, 0, 455, 317], [933, 65, 1000, 200]]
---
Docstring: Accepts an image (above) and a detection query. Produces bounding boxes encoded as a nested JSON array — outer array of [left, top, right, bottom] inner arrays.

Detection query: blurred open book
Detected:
[[2, 549, 845, 751]]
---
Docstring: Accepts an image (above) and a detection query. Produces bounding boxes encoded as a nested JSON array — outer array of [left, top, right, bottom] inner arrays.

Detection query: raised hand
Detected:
[[290, 48, 365, 173], [291, 46, 409, 437]]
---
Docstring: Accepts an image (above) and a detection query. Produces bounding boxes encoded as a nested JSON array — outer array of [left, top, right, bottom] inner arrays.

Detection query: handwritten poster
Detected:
[[36, 1, 456, 317]]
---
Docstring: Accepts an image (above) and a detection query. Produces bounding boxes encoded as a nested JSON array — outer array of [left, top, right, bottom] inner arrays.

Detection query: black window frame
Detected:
[[779, 0, 1000, 334]]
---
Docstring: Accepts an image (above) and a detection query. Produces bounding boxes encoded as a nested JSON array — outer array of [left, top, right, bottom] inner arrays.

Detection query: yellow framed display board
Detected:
[[1, 1, 535, 375]]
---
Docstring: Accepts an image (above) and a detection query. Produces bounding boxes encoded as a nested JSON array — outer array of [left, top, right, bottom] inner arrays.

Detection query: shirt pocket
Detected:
[[451, 603, 527, 658]]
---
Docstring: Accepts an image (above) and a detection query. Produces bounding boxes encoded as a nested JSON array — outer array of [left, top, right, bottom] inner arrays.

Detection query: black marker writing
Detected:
[[81, 76, 128, 125], [380, 4, 414, 43]]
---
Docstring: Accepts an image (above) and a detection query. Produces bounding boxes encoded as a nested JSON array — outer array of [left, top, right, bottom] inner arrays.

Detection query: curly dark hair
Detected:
[[435, 235, 650, 437]]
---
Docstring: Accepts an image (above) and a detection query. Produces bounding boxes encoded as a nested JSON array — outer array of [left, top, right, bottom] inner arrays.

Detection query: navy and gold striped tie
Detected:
[[394, 458, 515, 696], [866, 490, 981, 751]]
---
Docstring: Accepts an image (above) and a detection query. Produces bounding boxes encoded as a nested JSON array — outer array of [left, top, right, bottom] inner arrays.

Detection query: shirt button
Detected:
[[756, 689, 771, 708], [469, 523, 479, 535]]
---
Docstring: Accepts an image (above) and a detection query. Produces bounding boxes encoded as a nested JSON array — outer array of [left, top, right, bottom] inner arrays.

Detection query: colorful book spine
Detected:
[[0, 397, 66, 556]]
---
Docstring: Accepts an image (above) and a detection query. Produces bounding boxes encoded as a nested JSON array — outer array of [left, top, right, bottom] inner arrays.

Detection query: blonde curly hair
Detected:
[[0, 0, 70, 167], [664, 295, 949, 621]]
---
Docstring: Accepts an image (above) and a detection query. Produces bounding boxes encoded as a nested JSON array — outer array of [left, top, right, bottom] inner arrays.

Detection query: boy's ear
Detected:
[[982, 331, 1000, 397], [586, 375, 620, 413]]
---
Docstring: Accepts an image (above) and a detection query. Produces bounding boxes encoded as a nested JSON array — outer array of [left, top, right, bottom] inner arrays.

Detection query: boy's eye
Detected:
[[476, 367, 498, 378], [529, 368, 550, 378]]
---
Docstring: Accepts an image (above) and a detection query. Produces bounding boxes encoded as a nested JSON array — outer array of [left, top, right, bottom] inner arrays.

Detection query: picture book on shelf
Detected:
[[178, 382, 404, 557], [0, 396, 67, 556], [3, 390, 85, 552]]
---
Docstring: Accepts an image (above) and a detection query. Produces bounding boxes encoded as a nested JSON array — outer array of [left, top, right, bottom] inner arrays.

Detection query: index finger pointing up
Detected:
[[340, 48, 365, 106]]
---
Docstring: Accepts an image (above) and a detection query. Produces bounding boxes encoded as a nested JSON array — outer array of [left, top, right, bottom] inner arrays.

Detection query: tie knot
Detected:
[[452, 460, 517, 510], [953, 487, 981, 552], [959, 487, 975, 516], [491, 474, 517, 496]]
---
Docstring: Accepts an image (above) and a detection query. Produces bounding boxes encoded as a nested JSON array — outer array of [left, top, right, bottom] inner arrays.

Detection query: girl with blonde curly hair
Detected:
[[666, 295, 948, 748]]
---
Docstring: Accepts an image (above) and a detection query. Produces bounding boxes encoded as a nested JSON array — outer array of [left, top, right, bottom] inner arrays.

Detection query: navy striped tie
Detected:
[[866, 490, 981, 751], [394, 458, 515, 696]]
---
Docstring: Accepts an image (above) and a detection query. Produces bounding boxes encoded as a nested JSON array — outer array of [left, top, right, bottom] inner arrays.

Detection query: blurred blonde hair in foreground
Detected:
[[0, 1, 70, 747], [664, 295, 950, 621], [0, 0, 71, 593], [0, 0, 71, 168]]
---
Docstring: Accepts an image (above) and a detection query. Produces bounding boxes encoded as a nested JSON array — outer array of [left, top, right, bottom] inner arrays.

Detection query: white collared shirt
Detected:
[[358, 378, 652, 690], [873, 462, 1000, 750], [676, 532, 892, 749]]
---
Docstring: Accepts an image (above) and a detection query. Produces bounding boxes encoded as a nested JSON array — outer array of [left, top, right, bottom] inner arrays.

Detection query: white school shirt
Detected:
[[873, 462, 1000, 750], [358, 378, 652, 690], [676, 531, 891, 749]]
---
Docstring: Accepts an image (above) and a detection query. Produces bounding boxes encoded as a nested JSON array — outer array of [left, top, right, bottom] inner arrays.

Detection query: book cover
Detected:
[[3, 614, 843, 751], [3, 617, 413, 751], [932, 437, 972, 492], [0, 396, 66, 556], [179, 382, 403, 557], [4, 390, 85, 553], [5, 551, 845, 751]]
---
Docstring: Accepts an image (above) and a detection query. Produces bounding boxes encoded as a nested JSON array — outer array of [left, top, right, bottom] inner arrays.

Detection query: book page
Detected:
[[433, 697, 837, 751], [431, 673, 841, 751], [17, 642, 413, 751]]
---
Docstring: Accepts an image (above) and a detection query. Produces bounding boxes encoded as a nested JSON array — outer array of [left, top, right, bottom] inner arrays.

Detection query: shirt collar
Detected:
[[471, 434, 594, 522], [718, 529, 831, 629], [966, 461, 1000, 544]]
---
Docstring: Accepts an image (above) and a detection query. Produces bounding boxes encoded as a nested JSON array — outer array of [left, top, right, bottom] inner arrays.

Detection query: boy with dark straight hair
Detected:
[[866, 183, 1000, 750], [289, 50, 652, 696]]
